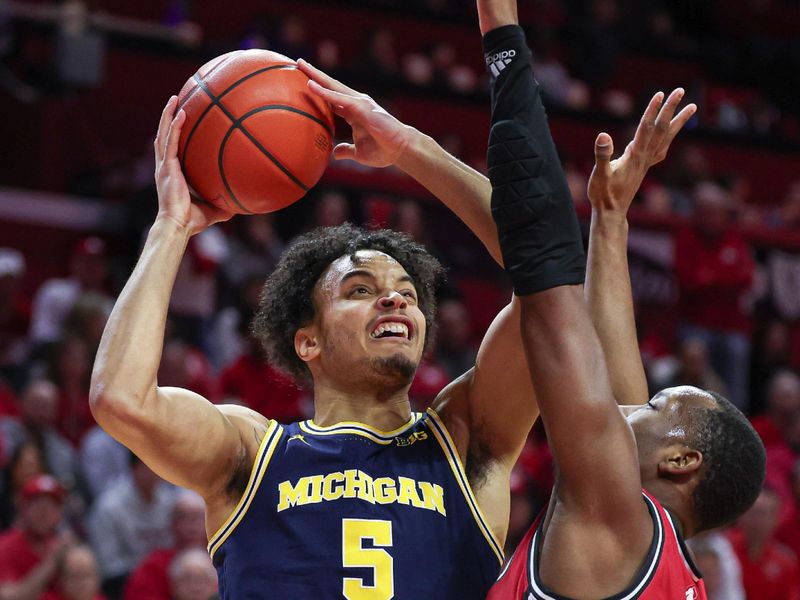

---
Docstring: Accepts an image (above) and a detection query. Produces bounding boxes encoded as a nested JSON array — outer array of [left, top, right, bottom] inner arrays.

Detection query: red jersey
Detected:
[[488, 491, 706, 600], [0, 528, 57, 593]]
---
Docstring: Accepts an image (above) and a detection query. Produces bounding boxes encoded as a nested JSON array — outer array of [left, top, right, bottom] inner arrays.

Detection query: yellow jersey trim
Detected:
[[298, 413, 421, 444], [207, 421, 283, 558], [426, 408, 504, 565]]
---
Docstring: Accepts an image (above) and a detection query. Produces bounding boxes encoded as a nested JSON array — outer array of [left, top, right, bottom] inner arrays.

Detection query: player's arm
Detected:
[[586, 91, 696, 406], [480, 14, 647, 528], [89, 97, 244, 500], [298, 60, 502, 265]]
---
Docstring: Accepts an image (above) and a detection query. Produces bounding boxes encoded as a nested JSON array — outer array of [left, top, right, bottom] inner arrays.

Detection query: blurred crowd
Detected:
[[2, 182, 800, 598], [0, 0, 799, 599]]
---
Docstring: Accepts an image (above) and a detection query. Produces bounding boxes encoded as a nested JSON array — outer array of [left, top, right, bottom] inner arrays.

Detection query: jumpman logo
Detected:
[[288, 434, 311, 446], [685, 588, 697, 600]]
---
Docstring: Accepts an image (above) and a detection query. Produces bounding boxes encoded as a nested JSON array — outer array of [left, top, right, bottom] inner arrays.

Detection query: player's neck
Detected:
[[646, 480, 697, 538], [312, 381, 413, 431]]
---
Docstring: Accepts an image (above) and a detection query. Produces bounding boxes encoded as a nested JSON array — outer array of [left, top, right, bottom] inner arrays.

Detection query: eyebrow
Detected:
[[340, 269, 415, 286]]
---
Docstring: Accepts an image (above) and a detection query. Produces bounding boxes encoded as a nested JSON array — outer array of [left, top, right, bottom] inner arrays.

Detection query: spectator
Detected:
[[269, 15, 313, 62], [43, 544, 105, 600], [62, 293, 112, 358], [0, 441, 47, 529], [434, 297, 478, 380], [0, 379, 78, 489], [407, 356, 449, 410], [219, 325, 303, 423], [124, 490, 206, 600], [209, 276, 263, 371], [218, 214, 284, 305], [88, 453, 177, 597], [79, 425, 129, 500], [29, 238, 110, 349], [312, 190, 350, 229], [167, 548, 217, 600], [156, 339, 217, 402], [348, 29, 399, 88], [778, 459, 800, 563], [752, 370, 800, 449], [169, 228, 227, 351], [751, 320, 793, 414], [0, 475, 72, 599], [729, 486, 800, 600], [47, 336, 93, 446], [687, 532, 746, 600], [653, 337, 727, 395], [0, 248, 30, 386], [675, 181, 755, 409]]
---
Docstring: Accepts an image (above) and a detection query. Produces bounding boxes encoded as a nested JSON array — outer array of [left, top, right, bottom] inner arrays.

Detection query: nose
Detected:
[[378, 290, 407, 310]]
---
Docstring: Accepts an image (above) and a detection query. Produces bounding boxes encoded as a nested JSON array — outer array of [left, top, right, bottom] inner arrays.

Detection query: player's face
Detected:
[[626, 386, 716, 470], [311, 250, 426, 388]]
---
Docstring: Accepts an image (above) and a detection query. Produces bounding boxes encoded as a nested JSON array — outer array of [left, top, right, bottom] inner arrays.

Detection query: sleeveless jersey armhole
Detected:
[[426, 408, 505, 565], [208, 421, 284, 558], [527, 493, 664, 600]]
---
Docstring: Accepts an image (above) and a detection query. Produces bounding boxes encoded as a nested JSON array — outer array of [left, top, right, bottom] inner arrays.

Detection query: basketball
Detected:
[[176, 50, 335, 215]]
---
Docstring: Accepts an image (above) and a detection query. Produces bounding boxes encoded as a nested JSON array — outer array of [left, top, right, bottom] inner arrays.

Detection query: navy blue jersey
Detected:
[[208, 409, 503, 599]]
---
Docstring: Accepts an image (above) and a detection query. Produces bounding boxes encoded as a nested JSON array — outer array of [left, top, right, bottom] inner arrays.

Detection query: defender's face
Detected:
[[626, 386, 717, 468], [311, 250, 426, 385]]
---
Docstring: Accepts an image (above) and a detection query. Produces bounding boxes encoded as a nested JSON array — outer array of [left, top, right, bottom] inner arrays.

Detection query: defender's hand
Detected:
[[298, 59, 415, 168], [588, 89, 697, 216], [154, 96, 232, 235]]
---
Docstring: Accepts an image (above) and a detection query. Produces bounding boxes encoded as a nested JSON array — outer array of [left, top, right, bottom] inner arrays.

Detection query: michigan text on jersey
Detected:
[[277, 469, 446, 515]]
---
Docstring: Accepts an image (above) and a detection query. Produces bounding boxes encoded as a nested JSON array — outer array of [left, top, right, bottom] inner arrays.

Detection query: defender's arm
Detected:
[[586, 92, 696, 406]]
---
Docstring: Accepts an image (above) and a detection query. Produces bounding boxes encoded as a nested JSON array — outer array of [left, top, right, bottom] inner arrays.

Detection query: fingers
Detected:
[[332, 143, 357, 161], [307, 79, 360, 114], [164, 108, 186, 163], [592, 132, 614, 181], [297, 58, 357, 96], [652, 103, 697, 164], [652, 88, 685, 138], [155, 96, 178, 161], [631, 91, 664, 151]]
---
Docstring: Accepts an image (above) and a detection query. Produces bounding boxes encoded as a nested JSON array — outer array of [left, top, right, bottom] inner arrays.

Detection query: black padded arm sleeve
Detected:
[[483, 25, 586, 295]]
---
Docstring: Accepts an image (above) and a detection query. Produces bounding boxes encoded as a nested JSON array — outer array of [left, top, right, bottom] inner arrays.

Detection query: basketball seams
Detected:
[[182, 63, 331, 212], [177, 51, 240, 112], [190, 68, 330, 211]]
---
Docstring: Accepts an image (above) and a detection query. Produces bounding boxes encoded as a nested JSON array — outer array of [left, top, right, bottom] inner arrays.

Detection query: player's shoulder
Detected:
[[218, 404, 274, 442]]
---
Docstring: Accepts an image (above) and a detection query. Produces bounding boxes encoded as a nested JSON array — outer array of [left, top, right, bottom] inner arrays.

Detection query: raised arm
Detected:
[[479, 0, 648, 541], [586, 91, 696, 406], [297, 60, 502, 265], [89, 98, 255, 503]]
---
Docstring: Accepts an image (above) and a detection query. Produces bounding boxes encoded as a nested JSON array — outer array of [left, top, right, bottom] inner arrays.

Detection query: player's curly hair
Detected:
[[687, 391, 766, 532], [252, 223, 445, 383]]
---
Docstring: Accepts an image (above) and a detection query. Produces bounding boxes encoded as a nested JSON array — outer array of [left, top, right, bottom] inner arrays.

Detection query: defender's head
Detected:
[[627, 385, 766, 533], [253, 224, 444, 391]]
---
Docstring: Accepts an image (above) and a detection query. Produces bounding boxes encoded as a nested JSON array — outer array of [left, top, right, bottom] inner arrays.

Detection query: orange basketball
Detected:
[[176, 50, 334, 215]]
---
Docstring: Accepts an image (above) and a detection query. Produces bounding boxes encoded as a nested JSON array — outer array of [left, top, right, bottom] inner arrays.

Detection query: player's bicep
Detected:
[[95, 386, 246, 497]]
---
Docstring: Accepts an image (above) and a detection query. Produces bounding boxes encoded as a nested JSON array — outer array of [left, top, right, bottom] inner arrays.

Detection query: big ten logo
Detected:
[[395, 431, 428, 447]]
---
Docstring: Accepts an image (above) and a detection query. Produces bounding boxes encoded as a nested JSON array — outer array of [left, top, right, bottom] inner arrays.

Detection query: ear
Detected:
[[294, 326, 321, 364], [657, 446, 703, 480]]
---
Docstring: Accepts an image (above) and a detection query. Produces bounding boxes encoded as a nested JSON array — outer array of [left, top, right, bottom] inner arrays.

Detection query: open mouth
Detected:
[[370, 321, 411, 340]]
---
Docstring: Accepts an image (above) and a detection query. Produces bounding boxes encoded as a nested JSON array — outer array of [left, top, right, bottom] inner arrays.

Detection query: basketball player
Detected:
[[91, 48, 694, 599], [475, 0, 767, 598]]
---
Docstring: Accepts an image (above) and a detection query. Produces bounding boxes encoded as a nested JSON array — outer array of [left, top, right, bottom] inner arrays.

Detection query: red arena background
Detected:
[[0, 1, 799, 598]]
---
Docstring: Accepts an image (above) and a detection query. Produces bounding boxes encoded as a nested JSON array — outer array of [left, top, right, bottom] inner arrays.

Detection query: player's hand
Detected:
[[588, 89, 696, 217], [298, 59, 415, 168], [154, 96, 233, 235]]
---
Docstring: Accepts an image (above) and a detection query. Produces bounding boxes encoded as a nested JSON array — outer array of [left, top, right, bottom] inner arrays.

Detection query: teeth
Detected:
[[370, 322, 409, 339]]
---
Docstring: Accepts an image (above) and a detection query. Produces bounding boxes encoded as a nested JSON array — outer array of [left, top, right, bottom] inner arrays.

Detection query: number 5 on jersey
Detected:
[[342, 519, 394, 599]]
